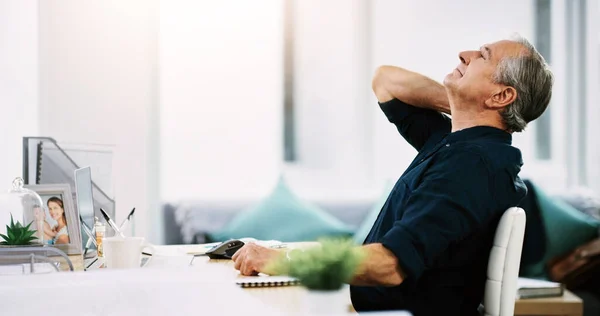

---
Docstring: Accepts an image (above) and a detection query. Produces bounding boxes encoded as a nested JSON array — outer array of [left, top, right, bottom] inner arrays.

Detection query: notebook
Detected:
[[235, 276, 300, 288], [517, 277, 564, 299]]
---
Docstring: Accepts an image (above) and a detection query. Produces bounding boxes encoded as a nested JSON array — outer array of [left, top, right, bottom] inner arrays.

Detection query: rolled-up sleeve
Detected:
[[379, 98, 451, 152], [381, 150, 496, 282]]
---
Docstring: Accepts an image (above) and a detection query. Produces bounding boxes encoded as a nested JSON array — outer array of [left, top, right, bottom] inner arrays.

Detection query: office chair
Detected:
[[483, 207, 526, 316]]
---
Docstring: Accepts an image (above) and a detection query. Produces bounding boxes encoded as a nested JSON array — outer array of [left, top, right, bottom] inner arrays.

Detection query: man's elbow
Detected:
[[372, 66, 394, 102], [372, 65, 387, 92], [372, 65, 412, 103]]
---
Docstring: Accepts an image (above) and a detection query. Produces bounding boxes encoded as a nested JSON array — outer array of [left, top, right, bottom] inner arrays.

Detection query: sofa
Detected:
[[163, 199, 375, 245]]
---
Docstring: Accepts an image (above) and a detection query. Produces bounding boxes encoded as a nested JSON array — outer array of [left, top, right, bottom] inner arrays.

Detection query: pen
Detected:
[[119, 207, 136, 232], [85, 257, 98, 270], [100, 208, 126, 238]]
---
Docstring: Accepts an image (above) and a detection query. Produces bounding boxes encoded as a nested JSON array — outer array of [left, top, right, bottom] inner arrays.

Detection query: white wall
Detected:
[[38, 0, 159, 242], [0, 0, 39, 186], [159, 0, 377, 202], [159, 0, 284, 201], [283, 0, 374, 198]]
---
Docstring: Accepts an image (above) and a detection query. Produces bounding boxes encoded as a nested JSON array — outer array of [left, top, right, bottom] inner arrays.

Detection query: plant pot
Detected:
[[304, 287, 348, 315]]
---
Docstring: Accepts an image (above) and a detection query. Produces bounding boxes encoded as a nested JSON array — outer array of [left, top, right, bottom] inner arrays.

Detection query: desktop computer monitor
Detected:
[[75, 167, 95, 253]]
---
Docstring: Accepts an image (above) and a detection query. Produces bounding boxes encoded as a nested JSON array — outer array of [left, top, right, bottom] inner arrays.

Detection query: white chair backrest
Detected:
[[483, 207, 526, 316]]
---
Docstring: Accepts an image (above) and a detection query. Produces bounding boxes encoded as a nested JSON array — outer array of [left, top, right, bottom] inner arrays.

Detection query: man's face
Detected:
[[443, 40, 526, 107]]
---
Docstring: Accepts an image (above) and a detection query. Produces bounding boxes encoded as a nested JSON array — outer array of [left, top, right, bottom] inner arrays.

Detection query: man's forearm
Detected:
[[350, 243, 406, 287], [372, 65, 450, 114]]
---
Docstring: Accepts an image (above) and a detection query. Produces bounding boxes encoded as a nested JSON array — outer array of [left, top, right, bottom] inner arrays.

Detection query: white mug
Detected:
[[103, 236, 154, 269]]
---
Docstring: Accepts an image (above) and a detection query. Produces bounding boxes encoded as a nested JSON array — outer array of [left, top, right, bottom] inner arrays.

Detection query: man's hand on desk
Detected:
[[232, 243, 280, 276], [231, 242, 405, 286]]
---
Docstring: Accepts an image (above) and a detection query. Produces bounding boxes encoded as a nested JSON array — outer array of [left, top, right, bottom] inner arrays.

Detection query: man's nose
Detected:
[[458, 50, 478, 65]]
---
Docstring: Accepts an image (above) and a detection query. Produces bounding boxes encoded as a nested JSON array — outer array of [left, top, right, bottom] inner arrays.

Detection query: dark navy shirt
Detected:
[[350, 99, 527, 316]]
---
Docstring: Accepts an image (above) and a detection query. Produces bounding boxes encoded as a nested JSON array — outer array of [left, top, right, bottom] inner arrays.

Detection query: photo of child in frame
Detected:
[[33, 195, 70, 245]]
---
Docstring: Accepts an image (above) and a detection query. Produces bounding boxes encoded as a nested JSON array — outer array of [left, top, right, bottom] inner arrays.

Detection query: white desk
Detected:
[[1, 245, 410, 316], [10, 244, 580, 316], [0, 258, 280, 316]]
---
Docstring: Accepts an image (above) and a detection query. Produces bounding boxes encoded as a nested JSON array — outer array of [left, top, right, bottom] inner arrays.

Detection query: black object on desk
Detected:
[[205, 239, 245, 259]]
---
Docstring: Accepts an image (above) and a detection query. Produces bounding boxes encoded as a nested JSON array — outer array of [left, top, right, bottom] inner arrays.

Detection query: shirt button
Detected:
[[445, 144, 450, 147]]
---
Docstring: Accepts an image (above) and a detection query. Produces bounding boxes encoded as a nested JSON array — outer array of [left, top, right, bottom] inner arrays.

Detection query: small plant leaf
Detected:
[[22, 237, 37, 245], [23, 230, 37, 239], [2, 216, 41, 245]]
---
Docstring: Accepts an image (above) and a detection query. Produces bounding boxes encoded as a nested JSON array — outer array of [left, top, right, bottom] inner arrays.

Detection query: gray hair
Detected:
[[493, 36, 554, 132]]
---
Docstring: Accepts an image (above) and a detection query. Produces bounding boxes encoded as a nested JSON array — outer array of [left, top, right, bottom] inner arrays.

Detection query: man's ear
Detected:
[[485, 86, 517, 109]]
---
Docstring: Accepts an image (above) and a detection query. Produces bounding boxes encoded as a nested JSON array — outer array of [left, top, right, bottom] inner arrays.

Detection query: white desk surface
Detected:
[[0, 244, 411, 316]]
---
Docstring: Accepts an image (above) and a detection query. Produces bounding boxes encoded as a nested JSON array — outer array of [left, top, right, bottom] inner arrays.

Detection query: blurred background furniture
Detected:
[[164, 198, 374, 245]]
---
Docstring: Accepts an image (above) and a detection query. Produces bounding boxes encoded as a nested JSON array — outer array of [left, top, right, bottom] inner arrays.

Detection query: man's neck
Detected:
[[449, 103, 506, 133]]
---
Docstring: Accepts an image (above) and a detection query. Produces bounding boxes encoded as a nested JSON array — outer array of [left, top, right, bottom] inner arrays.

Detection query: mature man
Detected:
[[232, 36, 553, 315]]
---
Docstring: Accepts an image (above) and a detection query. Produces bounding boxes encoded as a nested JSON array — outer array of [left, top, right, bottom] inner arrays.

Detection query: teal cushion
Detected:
[[208, 178, 353, 242], [520, 182, 600, 279], [353, 181, 395, 244]]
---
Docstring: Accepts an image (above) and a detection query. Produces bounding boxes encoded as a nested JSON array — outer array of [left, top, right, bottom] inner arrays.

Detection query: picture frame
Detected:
[[24, 184, 82, 255]]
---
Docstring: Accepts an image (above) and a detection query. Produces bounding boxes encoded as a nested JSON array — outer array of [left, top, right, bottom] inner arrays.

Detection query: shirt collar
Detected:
[[446, 126, 512, 145]]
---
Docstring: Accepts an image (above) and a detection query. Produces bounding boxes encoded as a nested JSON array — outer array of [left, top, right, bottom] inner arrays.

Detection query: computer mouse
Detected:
[[205, 239, 245, 259]]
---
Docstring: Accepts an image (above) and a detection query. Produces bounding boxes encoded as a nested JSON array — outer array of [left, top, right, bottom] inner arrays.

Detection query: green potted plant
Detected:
[[0, 214, 48, 266], [268, 238, 365, 314], [0, 214, 40, 246]]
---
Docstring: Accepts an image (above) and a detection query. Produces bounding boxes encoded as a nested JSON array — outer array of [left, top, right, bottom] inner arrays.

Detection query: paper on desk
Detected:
[[223, 237, 284, 248], [517, 277, 564, 299], [518, 277, 562, 289], [183, 243, 221, 255]]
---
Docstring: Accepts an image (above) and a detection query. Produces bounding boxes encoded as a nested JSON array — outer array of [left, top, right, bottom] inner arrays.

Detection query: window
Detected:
[[283, 0, 296, 162], [534, 0, 552, 160]]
